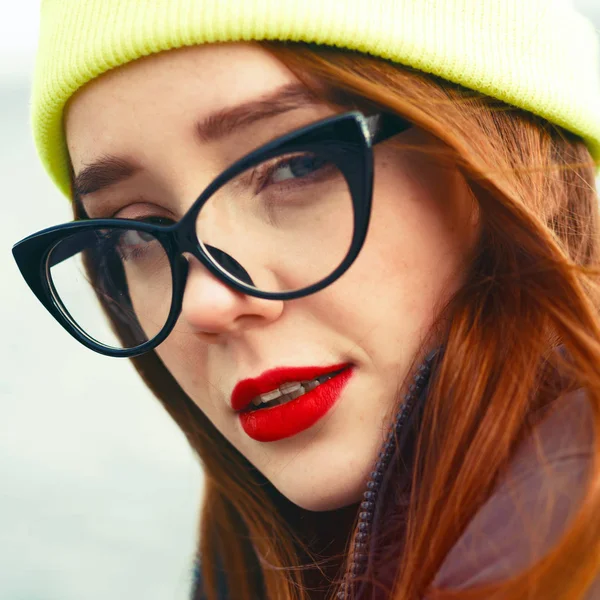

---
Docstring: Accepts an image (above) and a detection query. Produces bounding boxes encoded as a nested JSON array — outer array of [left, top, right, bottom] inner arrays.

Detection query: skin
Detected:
[[65, 42, 479, 512]]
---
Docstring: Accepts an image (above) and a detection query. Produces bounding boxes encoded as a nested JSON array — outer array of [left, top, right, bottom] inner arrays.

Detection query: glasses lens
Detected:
[[196, 150, 355, 293], [46, 227, 173, 350]]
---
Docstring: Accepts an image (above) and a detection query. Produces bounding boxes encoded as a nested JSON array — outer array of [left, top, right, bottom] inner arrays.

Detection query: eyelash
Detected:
[[107, 207, 175, 225], [246, 153, 331, 195]]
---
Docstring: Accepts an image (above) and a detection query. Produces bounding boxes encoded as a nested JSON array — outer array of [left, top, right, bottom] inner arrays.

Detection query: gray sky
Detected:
[[1, 1, 599, 600]]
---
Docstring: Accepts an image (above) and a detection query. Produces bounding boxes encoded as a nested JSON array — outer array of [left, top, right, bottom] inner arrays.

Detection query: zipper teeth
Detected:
[[336, 352, 437, 600]]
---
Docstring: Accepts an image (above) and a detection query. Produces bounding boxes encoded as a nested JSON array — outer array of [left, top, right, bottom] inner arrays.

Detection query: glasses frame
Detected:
[[13, 110, 411, 357]]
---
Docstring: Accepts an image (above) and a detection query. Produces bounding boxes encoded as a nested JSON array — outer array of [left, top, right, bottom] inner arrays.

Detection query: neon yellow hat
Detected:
[[33, 0, 600, 198]]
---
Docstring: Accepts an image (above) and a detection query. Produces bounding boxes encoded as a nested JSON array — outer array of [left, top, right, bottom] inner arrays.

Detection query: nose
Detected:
[[179, 257, 284, 337]]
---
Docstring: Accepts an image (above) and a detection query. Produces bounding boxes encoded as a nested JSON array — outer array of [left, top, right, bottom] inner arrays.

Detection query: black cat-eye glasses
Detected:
[[13, 111, 411, 357]]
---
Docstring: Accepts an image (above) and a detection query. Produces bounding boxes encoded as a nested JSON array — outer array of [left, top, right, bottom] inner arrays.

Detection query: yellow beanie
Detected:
[[34, 0, 600, 198]]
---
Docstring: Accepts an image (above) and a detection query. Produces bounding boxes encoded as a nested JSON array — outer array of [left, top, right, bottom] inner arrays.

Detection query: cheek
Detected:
[[155, 331, 210, 398], [366, 150, 476, 298], [303, 151, 477, 353], [124, 263, 173, 338], [155, 339, 233, 432]]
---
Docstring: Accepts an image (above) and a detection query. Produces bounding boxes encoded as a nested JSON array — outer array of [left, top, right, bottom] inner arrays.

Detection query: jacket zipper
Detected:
[[336, 350, 438, 600]]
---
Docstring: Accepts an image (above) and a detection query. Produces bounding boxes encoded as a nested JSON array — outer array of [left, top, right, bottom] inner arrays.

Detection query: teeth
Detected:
[[250, 376, 324, 409], [303, 379, 320, 391], [287, 386, 306, 400], [279, 382, 302, 394], [246, 364, 351, 411], [260, 388, 283, 402]]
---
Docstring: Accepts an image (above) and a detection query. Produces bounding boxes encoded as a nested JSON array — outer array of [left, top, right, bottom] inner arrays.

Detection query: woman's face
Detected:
[[66, 42, 478, 511]]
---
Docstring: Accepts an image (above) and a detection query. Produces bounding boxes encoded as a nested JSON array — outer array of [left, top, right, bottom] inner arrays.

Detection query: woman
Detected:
[[12, 0, 600, 598]]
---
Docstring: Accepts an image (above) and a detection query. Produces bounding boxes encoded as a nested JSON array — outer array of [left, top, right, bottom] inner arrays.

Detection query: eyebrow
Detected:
[[195, 82, 319, 141], [72, 155, 139, 198], [72, 83, 320, 198]]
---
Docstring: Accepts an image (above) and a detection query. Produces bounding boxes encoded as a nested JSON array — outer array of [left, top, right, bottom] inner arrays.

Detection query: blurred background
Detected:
[[1, 1, 599, 599], [1, 2, 202, 599]]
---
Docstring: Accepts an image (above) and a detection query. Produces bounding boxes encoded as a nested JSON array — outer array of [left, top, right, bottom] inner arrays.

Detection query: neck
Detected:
[[298, 502, 362, 600]]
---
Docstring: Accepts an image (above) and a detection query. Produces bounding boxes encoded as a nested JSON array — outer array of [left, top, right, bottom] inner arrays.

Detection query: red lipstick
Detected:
[[232, 364, 354, 442]]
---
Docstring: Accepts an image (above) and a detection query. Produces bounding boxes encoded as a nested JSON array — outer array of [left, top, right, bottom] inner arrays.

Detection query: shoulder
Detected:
[[432, 389, 596, 591]]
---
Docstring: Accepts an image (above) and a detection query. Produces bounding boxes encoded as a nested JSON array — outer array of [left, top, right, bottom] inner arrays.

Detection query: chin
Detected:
[[263, 430, 379, 512], [276, 478, 365, 512]]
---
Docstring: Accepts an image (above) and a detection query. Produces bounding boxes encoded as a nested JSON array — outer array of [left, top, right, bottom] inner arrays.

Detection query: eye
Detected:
[[120, 229, 156, 247], [269, 155, 329, 184], [105, 219, 171, 262]]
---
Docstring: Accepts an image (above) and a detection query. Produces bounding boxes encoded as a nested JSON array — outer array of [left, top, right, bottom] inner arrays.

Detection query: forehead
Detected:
[[64, 42, 299, 168]]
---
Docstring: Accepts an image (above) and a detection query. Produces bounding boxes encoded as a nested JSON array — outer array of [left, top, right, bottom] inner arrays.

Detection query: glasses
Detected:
[[13, 111, 410, 357]]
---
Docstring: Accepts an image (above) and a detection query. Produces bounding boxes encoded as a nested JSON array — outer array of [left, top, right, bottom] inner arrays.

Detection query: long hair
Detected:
[[73, 42, 600, 600]]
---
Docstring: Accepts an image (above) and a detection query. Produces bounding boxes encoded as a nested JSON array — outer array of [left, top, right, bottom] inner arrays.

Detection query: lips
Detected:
[[231, 363, 354, 442]]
